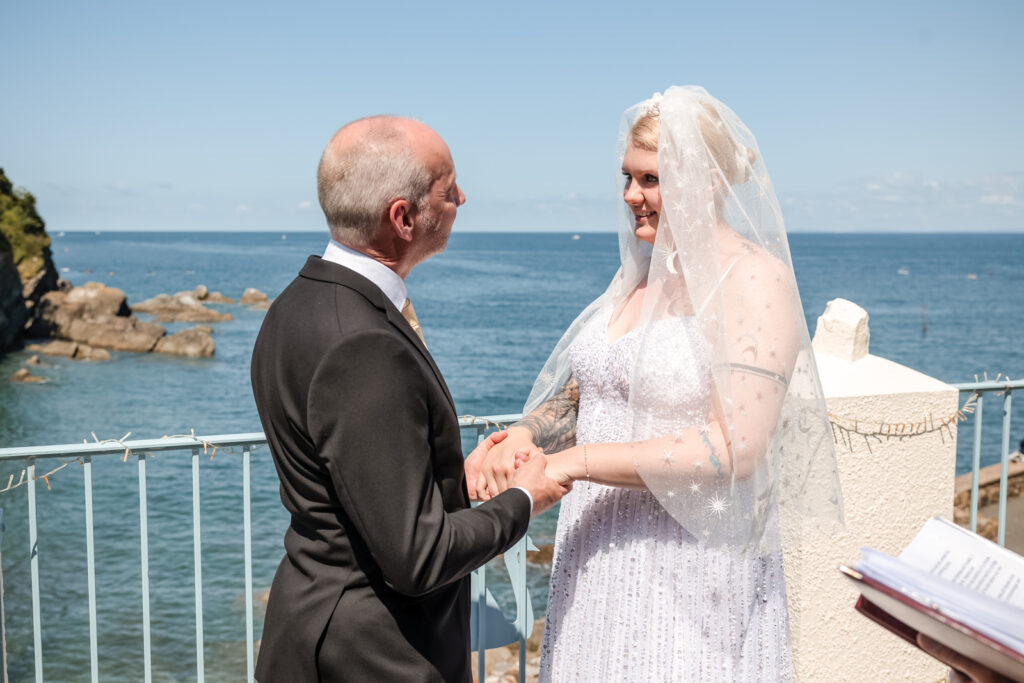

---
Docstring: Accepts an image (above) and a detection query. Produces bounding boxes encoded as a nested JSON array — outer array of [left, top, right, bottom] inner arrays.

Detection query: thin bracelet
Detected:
[[583, 444, 591, 480]]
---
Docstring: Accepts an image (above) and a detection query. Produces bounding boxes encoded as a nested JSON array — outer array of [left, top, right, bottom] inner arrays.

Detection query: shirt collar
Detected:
[[322, 239, 407, 311]]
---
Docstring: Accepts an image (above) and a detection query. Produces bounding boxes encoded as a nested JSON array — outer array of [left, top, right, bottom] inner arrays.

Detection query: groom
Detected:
[[250, 116, 567, 682]]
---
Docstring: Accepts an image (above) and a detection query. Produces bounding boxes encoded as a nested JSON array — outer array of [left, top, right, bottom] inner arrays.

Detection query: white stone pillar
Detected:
[[787, 298, 959, 682]]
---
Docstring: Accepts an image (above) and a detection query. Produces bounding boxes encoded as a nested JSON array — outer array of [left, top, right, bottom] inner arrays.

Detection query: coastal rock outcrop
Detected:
[[0, 168, 61, 354], [33, 282, 165, 352], [0, 249, 25, 352], [29, 281, 215, 357], [132, 287, 234, 323], [153, 325, 215, 358], [192, 284, 234, 303], [26, 340, 111, 361], [12, 368, 45, 383], [240, 287, 272, 309]]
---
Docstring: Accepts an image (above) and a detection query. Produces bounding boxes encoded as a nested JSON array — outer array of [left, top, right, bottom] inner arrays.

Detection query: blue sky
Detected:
[[2, 0, 1021, 232]]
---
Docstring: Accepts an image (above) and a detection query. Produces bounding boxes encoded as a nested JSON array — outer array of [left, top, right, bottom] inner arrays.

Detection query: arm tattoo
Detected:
[[513, 376, 579, 453]]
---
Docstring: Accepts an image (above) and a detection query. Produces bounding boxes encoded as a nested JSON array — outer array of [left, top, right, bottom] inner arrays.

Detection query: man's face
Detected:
[[417, 166, 465, 256], [409, 127, 465, 257]]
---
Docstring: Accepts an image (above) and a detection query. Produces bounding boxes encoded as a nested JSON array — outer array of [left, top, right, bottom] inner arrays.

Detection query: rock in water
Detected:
[[153, 326, 215, 358], [527, 544, 554, 565], [204, 291, 234, 303], [31, 282, 132, 339], [26, 340, 78, 357], [189, 284, 233, 302], [73, 344, 111, 361], [64, 281, 130, 316], [240, 288, 269, 305], [29, 281, 216, 358], [132, 289, 233, 323], [65, 315, 165, 352], [12, 368, 45, 383]]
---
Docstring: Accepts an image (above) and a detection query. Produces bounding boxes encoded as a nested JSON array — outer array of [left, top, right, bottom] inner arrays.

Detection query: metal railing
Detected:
[[1, 382, 1017, 681], [952, 378, 1022, 546], [0, 415, 528, 683]]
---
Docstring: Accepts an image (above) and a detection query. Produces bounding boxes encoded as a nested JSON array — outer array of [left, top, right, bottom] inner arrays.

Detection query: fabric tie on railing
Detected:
[[401, 298, 427, 347]]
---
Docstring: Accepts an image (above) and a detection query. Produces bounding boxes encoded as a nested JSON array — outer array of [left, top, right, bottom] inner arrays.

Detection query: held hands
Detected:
[[465, 428, 574, 508], [466, 427, 538, 501], [510, 452, 571, 517]]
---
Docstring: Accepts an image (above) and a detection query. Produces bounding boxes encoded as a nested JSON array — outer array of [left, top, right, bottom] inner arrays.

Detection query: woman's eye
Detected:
[[645, 174, 659, 184]]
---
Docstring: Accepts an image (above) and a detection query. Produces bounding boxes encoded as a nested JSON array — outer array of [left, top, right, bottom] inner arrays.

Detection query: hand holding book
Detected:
[[842, 517, 1024, 682], [917, 633, 1015, 683]]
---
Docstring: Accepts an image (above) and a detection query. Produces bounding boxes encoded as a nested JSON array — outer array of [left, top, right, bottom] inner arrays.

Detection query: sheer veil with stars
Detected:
[[524, 86, 844, 552]]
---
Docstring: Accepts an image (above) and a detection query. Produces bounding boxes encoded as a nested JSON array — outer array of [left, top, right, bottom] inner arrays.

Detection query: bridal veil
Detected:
[[525, 86, 844, 551]]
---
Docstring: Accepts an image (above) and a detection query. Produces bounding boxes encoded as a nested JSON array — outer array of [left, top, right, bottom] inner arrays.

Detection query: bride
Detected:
[[468, 86, 843, 681]]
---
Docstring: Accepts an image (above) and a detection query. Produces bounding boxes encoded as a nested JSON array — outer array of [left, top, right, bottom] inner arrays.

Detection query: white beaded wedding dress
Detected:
[[522, 87, 842, 682], [538, 308, 793, 682]]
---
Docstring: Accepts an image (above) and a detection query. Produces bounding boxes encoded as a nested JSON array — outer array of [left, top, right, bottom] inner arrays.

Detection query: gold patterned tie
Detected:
[[401, 298, 427, 347]]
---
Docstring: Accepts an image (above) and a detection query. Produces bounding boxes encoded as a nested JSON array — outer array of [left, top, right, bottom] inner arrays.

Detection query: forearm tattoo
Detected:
[[513, 377, 580, 453]]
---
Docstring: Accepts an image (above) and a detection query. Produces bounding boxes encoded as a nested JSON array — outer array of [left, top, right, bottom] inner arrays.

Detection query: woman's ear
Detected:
[[709, 168, 724, 196]]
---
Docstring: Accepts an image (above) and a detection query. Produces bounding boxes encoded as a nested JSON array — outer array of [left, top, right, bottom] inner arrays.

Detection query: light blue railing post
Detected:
[[955, 379, 1023, 548], [83, 456, 99, 683], [473, 425, 487, 680], [514, 536, 528, 676], [243, 445, 254, 683], [27, 460, 42, 682], [998, 390, 1013, 547], [191, 447, 205, 682], [0, 508, 7, 683], [970, 394, 983, 532], [138, 454, 152, 683]]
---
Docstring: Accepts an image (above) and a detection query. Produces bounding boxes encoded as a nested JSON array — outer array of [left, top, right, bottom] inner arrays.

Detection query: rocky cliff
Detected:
[[0, 168, 60, 354]]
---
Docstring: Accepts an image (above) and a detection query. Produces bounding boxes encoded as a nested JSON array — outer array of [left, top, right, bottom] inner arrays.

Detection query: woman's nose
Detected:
[[624, 179, 642, 205]]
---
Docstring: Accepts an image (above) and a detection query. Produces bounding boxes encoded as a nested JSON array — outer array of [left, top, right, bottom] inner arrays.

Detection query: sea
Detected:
[[0, 230, 1021, 681]]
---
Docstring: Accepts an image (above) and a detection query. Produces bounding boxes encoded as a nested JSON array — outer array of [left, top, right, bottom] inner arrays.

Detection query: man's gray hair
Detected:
[[317, 117, 434, 246]]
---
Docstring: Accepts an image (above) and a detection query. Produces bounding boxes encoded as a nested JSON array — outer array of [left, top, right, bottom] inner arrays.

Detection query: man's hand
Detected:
[[916, 634, 1014, 683], [465, 430, 509, 502], [475, 426, 537, 501], [510, 453, 571, 517]]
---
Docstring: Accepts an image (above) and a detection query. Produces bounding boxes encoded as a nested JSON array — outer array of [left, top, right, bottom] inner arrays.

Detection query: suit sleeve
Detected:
[[307, 329, 531, 598]]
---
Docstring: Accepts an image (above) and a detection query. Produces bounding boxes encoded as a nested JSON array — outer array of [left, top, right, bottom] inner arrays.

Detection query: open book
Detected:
[[841, 517, 1024, 681]]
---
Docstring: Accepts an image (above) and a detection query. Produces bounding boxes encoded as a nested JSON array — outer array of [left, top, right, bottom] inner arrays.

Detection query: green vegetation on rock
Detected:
[[0, 167, 52, 281]]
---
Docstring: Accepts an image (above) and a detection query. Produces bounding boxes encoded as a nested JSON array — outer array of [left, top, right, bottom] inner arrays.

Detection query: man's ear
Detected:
[[387, 199, 415, 242]]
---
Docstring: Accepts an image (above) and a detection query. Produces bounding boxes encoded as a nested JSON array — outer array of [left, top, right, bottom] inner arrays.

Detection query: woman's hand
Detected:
[[474, 426, 538, 501], [517, 447, 577, 488]]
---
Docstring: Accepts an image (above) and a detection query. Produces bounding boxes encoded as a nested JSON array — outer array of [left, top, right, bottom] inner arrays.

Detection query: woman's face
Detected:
[[621, 142, 661, 245]]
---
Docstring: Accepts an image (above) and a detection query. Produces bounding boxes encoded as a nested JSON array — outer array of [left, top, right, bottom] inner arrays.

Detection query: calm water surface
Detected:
[[0, 230, 1020, 680]]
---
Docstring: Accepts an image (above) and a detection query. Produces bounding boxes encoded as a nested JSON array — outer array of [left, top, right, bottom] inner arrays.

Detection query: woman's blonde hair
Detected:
[[628, 105, 756, 185]]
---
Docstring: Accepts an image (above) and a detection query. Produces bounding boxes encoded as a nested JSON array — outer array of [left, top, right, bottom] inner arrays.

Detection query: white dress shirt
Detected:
[[323, 239, 407, 310], [320, 240, 533, 513]]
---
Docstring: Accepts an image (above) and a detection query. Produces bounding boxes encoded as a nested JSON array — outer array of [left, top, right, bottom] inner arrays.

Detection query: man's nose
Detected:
[[457, 185, 466, 206]]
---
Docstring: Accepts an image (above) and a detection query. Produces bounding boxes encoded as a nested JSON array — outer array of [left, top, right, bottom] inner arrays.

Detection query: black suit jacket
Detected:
[[251, 256, 530, 682]]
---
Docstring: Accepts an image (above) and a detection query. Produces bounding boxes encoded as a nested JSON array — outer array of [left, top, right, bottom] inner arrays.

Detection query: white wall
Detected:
[[785, 300, 958, 682]]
